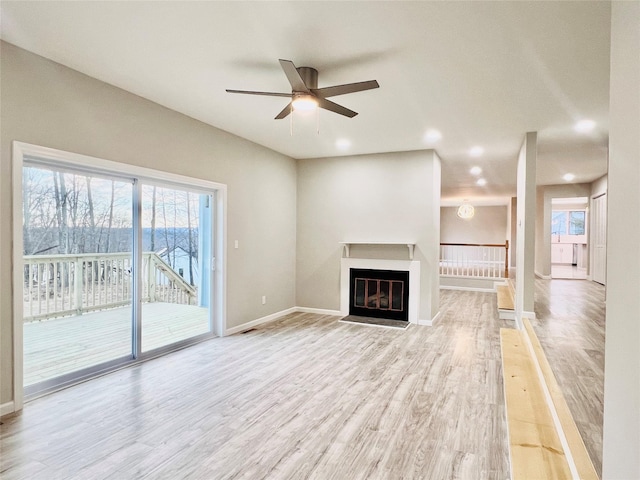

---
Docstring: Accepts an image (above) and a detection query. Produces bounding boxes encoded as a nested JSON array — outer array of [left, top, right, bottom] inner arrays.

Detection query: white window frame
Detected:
[[12, 141, 227, 410]]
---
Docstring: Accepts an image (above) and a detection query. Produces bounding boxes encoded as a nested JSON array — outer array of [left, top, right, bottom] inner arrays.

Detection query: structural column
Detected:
[[515, 131, 537, 328]]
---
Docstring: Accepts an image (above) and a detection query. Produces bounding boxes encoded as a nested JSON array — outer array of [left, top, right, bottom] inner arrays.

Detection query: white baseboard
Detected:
[[535, 271, 552, 280], [499, 309, 516, 320], [515, 310, 536, 330], [224, 306, 343, 336], [1, 401, 15, 417], [224, 307, 297, 336], [426, 310, 441, 326], [295, 307, 342, 316], [440, 285, 495, 293]]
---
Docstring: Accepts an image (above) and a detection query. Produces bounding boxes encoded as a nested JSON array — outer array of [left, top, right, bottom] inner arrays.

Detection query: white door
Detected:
[[591, 193, 607, 285]]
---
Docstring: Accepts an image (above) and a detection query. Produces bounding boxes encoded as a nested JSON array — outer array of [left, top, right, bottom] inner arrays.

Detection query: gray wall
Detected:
[[296, 150, 441, 321], [0, 42, 298, 405], [602, 1, 640, 477], [510, 197, 517, 267], [440, 205, 508, 244]]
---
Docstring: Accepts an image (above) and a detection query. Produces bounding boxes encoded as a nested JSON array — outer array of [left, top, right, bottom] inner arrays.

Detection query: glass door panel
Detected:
[[22, 165, 133, 389], [140, 184, 212, 352]]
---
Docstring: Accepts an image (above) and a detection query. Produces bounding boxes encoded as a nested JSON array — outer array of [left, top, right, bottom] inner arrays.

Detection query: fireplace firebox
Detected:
[[349, 268, 410, 321]]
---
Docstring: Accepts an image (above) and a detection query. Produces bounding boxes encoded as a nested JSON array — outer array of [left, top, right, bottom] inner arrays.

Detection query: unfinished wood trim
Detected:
[[523, 319, 600, 480], [500, 328, 573, 479], [497, 285, 515, 311]]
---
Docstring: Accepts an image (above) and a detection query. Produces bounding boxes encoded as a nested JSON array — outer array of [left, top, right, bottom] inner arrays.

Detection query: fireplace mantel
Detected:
[[339, 242, 416, 260]]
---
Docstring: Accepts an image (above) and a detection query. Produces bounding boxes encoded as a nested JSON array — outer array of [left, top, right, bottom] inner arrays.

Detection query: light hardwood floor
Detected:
[[532, 278, 605, 477], [1, 290, 511, 479]]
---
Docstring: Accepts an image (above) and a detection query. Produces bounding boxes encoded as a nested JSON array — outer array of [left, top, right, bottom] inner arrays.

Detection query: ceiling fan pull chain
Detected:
[[316, 107, 320, 134], [290, 104, 293, 136]]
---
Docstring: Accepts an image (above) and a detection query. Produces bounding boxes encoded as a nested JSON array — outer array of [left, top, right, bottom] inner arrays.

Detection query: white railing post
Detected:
[[23, 252, 196, 321], [439, 241, 508, 280], [147, 254, 156, 303], [74, 256, 83, 315]]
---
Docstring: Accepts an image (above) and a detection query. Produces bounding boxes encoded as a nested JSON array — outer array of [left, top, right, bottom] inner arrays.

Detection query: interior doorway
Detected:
[[591, 193, 607, 285], [550, 197, 588, 279]]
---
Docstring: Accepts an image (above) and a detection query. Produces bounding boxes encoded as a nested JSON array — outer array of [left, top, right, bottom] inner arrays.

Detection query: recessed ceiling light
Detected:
[[563, 173, 575, 182], [469, 146, 484, 157], [574, 119, 596, 133], [470, 166, 482, 176], [424, 129, 442, 143], [476, 178, 487, 186], [335, 138, 351, 150]]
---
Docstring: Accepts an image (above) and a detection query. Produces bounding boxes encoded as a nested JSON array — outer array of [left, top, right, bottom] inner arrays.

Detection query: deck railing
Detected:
[[23, 252, 196, 322], [440, 241, 509, 279]]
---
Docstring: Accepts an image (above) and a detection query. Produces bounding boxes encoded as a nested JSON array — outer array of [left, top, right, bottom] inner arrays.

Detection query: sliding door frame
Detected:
[[12, 141, 227, 410]]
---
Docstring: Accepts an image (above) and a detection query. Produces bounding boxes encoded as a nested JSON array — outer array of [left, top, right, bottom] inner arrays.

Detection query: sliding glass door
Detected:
[[22, 165, 134, 391], [21, 156, 217, 398], [140, 184, 212, 352]]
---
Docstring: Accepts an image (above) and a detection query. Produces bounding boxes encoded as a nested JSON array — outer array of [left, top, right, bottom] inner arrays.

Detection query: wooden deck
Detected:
[[24, 302, 210, 386]]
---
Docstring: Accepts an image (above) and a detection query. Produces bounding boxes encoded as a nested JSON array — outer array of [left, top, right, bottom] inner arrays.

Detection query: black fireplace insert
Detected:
[[349, 268, 409, 321]]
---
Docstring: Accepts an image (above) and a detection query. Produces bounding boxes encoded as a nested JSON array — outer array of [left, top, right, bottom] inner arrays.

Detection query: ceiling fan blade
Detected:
[[312, 80, 380, 98], [226, 89, 292, 97], [275, 102, 293, 120], [279, 59, 309, 93], [317, 98, 358, 118]]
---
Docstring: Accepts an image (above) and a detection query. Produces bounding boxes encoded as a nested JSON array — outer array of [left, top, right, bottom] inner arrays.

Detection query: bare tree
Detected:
[[105, 180, 115, 253], [150, 186, 157, 251], [186, 192, 194, 285], [86, 177, 97, 252], [53, 172, 70, 254]]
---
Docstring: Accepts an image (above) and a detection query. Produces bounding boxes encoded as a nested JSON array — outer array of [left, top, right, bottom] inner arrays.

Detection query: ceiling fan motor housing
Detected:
[[296, 67, 318, 91]]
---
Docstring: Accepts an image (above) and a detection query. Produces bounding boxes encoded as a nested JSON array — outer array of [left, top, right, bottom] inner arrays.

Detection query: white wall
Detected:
[[296, 150, 441, 321], [535, 186, 547, 277], [602, 2, 640, 478], [0, 42, 298, 406], [510, 197, 517, 267], [591, 174, 607, 198], [440, 205, 508, 244]]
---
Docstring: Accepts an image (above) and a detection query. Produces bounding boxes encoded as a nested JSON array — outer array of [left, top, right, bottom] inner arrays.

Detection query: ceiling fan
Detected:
[[226, 59, 379, 119]]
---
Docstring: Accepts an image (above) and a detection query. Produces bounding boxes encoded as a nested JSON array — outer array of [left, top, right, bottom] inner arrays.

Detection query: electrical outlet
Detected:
[[234, 240, 239, 249], [261, 295, 267, 305]]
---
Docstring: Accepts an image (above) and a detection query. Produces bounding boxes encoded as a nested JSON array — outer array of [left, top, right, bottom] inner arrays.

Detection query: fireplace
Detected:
[[340, 256, 421, 325], [349, 268, 410, 321]]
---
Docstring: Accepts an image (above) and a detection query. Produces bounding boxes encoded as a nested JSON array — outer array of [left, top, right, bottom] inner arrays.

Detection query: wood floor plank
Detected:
[[500, 327, 573, 479], [532, 278, 605, 477], [2, 290, 511, 479], [497, 285, 515, 310], [524, 318, 599, 480]]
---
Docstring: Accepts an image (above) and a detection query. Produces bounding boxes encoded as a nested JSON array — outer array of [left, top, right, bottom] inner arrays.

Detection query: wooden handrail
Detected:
[[440, 242, 508, 248]]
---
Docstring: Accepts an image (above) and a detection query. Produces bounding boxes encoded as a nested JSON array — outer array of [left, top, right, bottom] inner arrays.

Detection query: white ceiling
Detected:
[[0, 1, 610, 204]]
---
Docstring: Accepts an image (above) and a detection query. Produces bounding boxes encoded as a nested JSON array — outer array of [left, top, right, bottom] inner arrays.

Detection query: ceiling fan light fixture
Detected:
[[292, 94, 318, 112]]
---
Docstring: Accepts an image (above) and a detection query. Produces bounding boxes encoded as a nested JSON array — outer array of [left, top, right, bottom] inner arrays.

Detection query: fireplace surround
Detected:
[[340, 257, 421, 324]]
